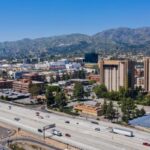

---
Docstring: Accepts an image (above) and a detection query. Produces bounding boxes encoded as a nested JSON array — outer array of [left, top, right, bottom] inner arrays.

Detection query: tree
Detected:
[[55, 92, 67, 111], [101, 99, 108, 115], [84, 92, 90, 98], [0, 70, 8, 79], [29, 84, 41, 96], [46, 85, 61, 93], [141, 95, 150, 106], [122, 111, 130, 123], [62, 73, 66, 80], [121, 98, 137, 122], [89, 80, 96, 85], [50, 75, 55, 83], [107, 91, 120, 101], [73, 70, 86, 79], [119, 86, 129, 98], [55, 74, 60, 82], [78, 70, 86, 79], [73, 82, 84, 99], [62, 73, 70, 80], [46, 87, 55, 106], [135, 109, 140, 118], [65, 73, 70, 80], [140, 108, 146, 116], [1, 95, 4, 100], [93, 84, 107, 98], [106, 101, 116, 121]]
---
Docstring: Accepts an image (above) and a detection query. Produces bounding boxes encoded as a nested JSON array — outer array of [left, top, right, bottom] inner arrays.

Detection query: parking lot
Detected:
[[0, 89, 30, 100]]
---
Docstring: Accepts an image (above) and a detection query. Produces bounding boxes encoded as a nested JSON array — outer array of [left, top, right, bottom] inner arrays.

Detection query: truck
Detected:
[[111, 128, 133, 137], [52, 129, 62, 136]]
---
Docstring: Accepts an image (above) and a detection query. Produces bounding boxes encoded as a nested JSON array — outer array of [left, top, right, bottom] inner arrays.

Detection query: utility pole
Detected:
[[43, 128, 45, 140]]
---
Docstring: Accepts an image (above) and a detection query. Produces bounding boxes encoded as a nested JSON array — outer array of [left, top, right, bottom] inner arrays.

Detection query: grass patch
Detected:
[[62, 107, 79, 116], [9, 144, 25, 150]]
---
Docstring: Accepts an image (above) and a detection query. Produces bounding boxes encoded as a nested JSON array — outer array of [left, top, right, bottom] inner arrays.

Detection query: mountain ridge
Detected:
[[1, 27, 150, 58]]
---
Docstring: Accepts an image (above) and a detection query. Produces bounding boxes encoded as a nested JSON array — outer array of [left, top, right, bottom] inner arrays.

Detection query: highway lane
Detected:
[[0, 102, 150, 150], [0, 110, 120, 150]]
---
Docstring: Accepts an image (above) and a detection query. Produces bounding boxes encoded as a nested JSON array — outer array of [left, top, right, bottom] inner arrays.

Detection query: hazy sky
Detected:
[[0, 0, 150, 41]]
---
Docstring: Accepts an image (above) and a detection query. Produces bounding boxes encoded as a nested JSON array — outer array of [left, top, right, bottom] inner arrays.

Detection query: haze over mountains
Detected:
[[1, 27, 150, 58]]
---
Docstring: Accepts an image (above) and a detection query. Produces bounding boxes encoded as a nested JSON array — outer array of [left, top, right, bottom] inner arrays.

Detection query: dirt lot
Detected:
[[9, 142, 47, 150]]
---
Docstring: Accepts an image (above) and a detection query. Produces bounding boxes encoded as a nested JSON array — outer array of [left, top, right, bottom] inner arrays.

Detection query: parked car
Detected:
[[65, 133, 71, 137], [143, 142, 150, 146]]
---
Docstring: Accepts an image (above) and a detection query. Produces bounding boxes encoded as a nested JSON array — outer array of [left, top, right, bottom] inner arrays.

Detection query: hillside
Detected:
[[1, 27, 150, 58]]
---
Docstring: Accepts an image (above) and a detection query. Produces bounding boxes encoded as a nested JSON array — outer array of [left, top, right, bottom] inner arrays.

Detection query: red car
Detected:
[[65, 133, 71, 137], [143, 142, 150, 146]]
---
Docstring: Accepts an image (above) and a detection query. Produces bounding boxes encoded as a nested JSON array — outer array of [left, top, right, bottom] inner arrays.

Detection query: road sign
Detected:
[[43, 123, 55, 130]]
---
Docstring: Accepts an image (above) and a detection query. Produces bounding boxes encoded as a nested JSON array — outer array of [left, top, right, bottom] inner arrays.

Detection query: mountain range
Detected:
[[1, 27, 150, 59]]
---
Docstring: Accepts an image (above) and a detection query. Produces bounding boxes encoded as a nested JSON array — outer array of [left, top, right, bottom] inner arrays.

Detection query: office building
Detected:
[[84, 53, 98, 63], [144, 57, 150, 92], [99, 59, 134, 91], [13, 79, 44, 94], [0, 80, 13, 89]]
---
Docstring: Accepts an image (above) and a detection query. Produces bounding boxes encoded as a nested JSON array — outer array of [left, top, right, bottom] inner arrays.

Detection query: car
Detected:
[[52, 129, 62, 136], [39, 116, 44, 119], [91, 121, 99, 125], [65, 133, 71, 137], [46, 115, 50, 118], [143, 142, 150, 146], [14, 117, 20, 121], [65, 121, 70, 124], [8, 106, 11, 110], [36, 112, 40, 116], [38, 129, 43, 133], [95, 128, 100, 131]]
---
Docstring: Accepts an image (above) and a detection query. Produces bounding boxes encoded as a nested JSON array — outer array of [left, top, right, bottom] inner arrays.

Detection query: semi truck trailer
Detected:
[[112, 128, 133, 137]]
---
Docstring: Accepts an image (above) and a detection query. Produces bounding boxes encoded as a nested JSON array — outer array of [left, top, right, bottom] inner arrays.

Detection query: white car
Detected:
[[52, 129, 62, 136]]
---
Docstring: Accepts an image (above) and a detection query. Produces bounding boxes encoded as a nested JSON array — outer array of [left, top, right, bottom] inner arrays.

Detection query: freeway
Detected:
[[0, 102, 149, 150]]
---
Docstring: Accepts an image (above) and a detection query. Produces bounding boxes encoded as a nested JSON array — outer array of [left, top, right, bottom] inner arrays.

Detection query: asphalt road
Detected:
[[0, 102, 150, 150]]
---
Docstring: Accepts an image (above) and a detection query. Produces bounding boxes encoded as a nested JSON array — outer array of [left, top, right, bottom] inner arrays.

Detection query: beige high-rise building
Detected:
[[144, 57, 150, 92], [99, 59, 134, 91]]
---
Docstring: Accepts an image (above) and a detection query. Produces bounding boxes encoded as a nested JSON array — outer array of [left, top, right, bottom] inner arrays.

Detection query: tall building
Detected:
[[144, 57, 150, 92], [84, 52, 98, 63], [99, 59, 134, 91]]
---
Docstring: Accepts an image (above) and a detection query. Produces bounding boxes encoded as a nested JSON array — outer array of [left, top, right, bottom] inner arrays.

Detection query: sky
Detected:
[[0, 0, 150, 41]]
